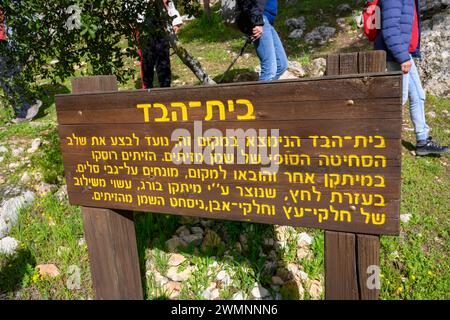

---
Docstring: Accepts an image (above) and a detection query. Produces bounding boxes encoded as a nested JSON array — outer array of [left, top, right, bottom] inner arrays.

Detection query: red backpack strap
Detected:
[[0, 9, 6, 41]]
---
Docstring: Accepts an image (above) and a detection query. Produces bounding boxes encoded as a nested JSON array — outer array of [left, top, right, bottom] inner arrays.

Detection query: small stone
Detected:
[[264, 238, 275, 246], [0, 156, 4, 163], [202, 229, 221, 250], [0, 146, 8, 153], [308, 280, 323, 300], [20, 172, 31, 184], [12, 147, 24, 157], [297, 233, 313, 247], [337, 3, 352, 13], [287, 263, 299, 276], [297, 247, 310, 260], [235, 242, 242, 253], [165, 237, 187, 252], [232, 292, 245, 300], [0, 237, 19, 255], [274, 241, 287, 251], [304, 26, 336, 44], [37, 264, 60, 278], [200, 219, 214, 228], [164, 281, 182, 299], [217, 270, 232, 286], [180, 216, 199, 225], [299, 271, 309, 281], [0, 191, 35, 238], [427, 111, 436, 118], [34, 182, 57, 196], [148, 270, 169, 286], [280, 280, 305, 300], [202, 284, 220, 300], [55, 185, 68, 201], [168, 253, 186, 267], [288, 29, 304, 39], [272, 276, 284, 285], [166, 266, 191, 282], [285, 17, 306, 30], [336, 17, 347, 27], [288, 61, 306, 77], [191, 226, 204, 235], [400, 214, 412, 223], [251, 284, 270, 299], [182, 233, 203, 246], [27, 138, 41, 153], [305, 58, 327, 77], [176, 225, 190, 237], [8, 162, 19, 169], [78, 237, 86, 247]]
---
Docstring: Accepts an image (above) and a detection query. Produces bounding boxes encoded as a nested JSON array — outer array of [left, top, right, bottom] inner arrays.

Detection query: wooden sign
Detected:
[[56, 72, 402, 236]]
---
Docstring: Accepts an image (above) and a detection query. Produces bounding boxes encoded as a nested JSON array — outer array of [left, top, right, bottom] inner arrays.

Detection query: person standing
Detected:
[[0, 7, 42, 123], [375, 0, 449, 155], [137, 0, 183, 89], [237, 0, 288, 81]]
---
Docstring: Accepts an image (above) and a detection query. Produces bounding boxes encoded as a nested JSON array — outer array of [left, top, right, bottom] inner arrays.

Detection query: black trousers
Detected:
[[141, 34, 171, 89]]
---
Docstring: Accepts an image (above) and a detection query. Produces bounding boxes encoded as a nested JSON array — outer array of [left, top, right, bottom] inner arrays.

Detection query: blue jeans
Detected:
[[387, 56, 430, 142], [254, 15, 288, 81]]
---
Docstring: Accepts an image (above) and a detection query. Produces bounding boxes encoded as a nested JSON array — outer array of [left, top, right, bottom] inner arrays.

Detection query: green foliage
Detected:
[[1, 0, 199, 85], [178, 9, 242, 44], [35, 129, 64, 185]]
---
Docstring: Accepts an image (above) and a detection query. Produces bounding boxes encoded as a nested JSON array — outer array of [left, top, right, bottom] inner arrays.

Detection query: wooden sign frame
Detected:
[[56, 51, 401, 300]]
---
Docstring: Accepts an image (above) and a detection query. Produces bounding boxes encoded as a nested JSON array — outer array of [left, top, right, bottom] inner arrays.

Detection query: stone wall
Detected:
[[417, 0, 450, 97]]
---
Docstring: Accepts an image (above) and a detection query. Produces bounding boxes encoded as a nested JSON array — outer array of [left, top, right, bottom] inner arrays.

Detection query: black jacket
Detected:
[[237, 0, 268, 35]]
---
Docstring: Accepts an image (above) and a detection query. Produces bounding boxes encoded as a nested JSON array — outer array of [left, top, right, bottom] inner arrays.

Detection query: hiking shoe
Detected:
[[416, 137, 450, 156], [11, 100, 43, 124]]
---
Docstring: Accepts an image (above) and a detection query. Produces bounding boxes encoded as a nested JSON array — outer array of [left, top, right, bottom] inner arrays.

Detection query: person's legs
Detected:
[[0, 48, 33, 118], [141, 40, 156, 89], [154, 35, 172, 88], [270, 25, 288, 80], [387, 58, 449, 155], [408, 59, 429, 143], [254, 16, 277, 81]]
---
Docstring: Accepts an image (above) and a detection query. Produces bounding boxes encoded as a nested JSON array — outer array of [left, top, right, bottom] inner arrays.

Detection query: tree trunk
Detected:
[[168, 33, 216, 85], [204, 0, 212, 22]]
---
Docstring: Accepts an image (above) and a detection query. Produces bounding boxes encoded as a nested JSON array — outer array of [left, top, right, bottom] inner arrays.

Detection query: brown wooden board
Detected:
[[324, 50, 387, 300], [56, 73, 402, 236], [71, 75, 143, 300]]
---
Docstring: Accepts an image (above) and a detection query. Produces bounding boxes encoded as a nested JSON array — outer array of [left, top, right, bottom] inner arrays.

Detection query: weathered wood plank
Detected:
[[73, 193, 399, 235], [82, 208, 143, 300], [71, 76, 144, 300], [56, 98, 402, 125], [357, 234, 381, 299], [324, 51, 386, 300], [55, 74, 402, 113], [325, 231, 359, 299]]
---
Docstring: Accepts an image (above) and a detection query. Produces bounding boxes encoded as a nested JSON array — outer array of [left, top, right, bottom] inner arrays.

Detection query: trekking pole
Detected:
[[218, 37, 252, 84]]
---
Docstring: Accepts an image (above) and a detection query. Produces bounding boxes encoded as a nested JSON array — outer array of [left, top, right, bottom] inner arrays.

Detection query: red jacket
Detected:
[[0, 9, 6, 41]]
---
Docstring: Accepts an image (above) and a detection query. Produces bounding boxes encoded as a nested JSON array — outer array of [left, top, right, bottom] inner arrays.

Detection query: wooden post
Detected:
[[324, 51, 385, 300], [71, 76, 144, 300]]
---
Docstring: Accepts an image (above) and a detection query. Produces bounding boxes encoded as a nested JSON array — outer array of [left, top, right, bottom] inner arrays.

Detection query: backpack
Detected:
[[362, 0, 381, 41]]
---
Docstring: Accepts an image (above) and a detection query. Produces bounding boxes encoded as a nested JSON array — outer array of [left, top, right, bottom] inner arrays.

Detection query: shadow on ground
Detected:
[[0, 248, 36, 296]]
